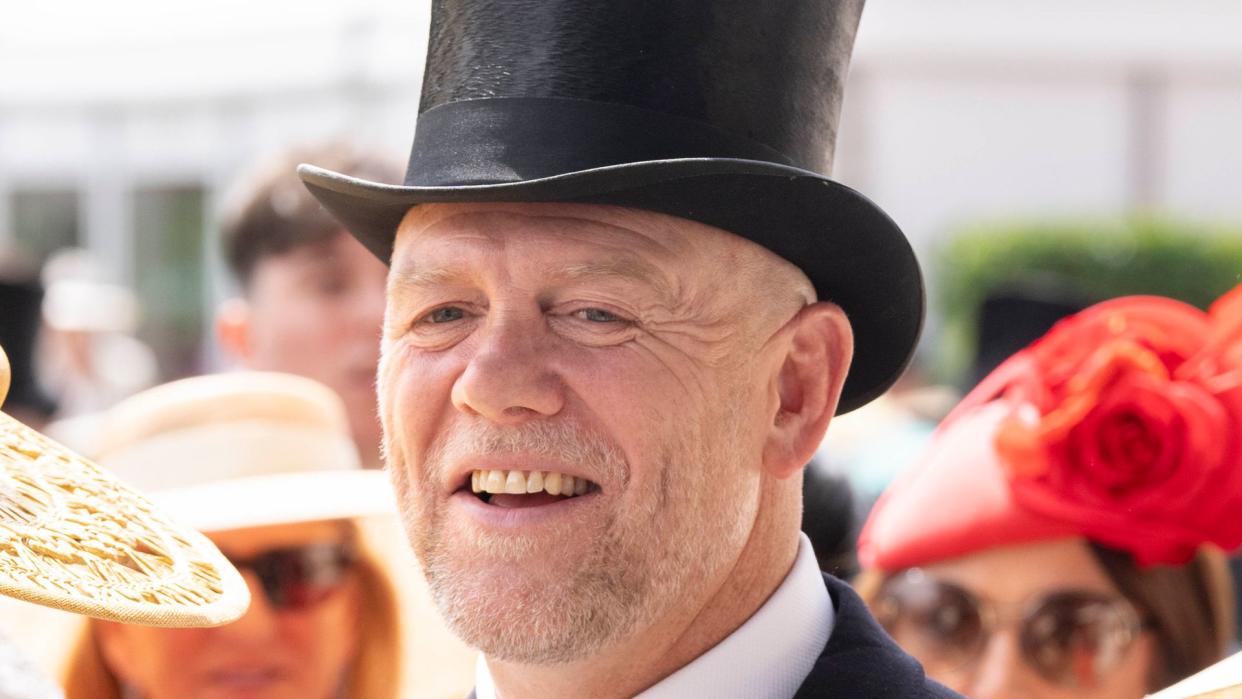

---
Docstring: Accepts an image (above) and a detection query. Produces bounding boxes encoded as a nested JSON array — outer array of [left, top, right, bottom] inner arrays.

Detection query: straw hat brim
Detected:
[[152, 470, 397, 534]]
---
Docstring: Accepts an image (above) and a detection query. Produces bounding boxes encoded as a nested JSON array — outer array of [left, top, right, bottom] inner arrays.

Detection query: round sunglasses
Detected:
[[873, 569, 1148, 690], [227, 542, 356, 612]]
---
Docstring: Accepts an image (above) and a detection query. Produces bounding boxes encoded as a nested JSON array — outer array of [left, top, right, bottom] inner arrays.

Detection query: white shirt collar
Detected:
[[475, 533, 833, 699]]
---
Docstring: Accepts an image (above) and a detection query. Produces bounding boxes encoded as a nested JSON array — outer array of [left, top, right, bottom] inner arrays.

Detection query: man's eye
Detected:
[[575, 308, 620, 323], [426, 307, 465, 323]]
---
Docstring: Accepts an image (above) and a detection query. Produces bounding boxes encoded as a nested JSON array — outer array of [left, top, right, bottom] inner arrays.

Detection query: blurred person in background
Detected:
[[0, 341, 251, 699], [813, 362, 951, 522], [61, 372, 402, 699], [0, 252, 80, 688], [855, 287, 1242, 698], [0, 248, 58, 430], [38, 248, 159, 454], [818, 286, 1085, 527], [801, 461, 860, 579], [0, 338, 71, 699], [216, 143, 399, 469], [38, 247, 159, 418], [963, 285, 1088, 390]]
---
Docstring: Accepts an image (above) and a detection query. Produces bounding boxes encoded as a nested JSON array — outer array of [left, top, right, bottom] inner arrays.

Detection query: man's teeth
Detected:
[[526, 471, 544, 493], [470, 470, 594, 497]]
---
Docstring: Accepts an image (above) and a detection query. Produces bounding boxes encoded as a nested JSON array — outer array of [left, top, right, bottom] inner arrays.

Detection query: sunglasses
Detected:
[[227, 542, 356, 612], [874, 569, 1146, 689]]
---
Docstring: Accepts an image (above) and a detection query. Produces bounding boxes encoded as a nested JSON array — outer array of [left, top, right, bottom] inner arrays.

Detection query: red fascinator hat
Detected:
[[859, 285, 1242, 570]]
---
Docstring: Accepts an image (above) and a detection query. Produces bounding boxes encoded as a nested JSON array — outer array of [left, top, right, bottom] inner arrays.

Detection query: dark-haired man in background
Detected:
[[216, 144, 398, 468]]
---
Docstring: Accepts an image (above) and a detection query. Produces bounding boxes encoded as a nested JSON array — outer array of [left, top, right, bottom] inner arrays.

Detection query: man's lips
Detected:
[[487, 491, 576, 508], [450, 486, 599, 528], [443, 459, 605, 528]]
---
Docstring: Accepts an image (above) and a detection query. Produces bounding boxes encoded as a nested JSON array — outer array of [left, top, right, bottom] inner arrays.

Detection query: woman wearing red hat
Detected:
[[857, 287, 1242, 698]]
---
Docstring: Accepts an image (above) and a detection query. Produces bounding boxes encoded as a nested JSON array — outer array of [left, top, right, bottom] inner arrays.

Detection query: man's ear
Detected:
[[215, 297, 254, 363], [761, 301, 853, 480]]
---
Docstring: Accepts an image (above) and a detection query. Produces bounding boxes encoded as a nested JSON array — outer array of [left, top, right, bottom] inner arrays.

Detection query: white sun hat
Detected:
[[41, 279, 139, 334], [0, 347, 249, 628], [93, 371, 395, 534]]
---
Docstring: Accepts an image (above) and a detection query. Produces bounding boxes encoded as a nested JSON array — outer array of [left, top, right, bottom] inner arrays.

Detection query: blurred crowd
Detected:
[[0, 143, 476, 699], [1, 142, 1241, 698]]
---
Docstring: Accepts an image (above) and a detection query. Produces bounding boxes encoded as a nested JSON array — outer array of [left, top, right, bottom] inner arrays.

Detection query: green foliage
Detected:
[[933, 217, 1242, 383]]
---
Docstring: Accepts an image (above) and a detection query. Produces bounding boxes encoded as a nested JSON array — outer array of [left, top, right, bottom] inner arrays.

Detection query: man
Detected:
[[301, 1, 955, 696], [217, 144, 397, 468]]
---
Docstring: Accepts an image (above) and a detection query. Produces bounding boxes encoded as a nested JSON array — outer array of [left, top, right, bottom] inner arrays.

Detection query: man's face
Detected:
[[379, 203, 813, 664], [242, 231, 388, 463]]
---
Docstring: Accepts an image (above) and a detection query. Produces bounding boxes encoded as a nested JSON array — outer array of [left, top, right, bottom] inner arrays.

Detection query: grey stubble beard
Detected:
[[385, 400, 756, 665]]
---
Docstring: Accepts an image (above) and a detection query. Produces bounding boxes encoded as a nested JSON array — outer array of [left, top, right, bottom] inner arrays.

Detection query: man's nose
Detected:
[[451, 313, 565, 423], [967, 631, 1035, 699]]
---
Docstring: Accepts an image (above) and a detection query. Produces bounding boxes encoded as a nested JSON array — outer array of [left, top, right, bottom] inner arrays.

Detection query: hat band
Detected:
[[404, 97, 798, 187], [101, 421, 362, 493]]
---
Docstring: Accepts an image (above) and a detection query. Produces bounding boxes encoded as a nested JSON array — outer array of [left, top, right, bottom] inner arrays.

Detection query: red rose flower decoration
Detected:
[[953, 286, 1242, 567]]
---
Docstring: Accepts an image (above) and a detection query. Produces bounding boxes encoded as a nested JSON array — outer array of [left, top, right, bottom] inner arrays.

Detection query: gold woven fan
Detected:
[[0, 346, 249, 626]]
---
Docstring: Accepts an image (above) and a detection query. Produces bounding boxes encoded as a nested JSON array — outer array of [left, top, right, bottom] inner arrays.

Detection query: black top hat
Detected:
[[966, 284, 1089, 390], [300, 0, 923, 413]]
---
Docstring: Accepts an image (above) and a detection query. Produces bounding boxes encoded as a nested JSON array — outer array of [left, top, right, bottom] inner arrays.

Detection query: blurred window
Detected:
[[11, 189, 80, 262], [132, 185, 205, 378]]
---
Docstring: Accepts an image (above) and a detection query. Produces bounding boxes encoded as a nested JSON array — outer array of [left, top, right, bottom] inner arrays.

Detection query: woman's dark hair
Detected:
[[1088, 542, 1235, 690]]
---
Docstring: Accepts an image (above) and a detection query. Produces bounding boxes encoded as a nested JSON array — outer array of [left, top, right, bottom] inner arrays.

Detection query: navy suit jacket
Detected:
[[465, 573, 961, 698], [793, 573, 960, 697]]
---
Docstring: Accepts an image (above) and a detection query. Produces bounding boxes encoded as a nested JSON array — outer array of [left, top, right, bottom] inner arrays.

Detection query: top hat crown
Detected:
[[300, 0, 924, 413], [408, 0, 863, 184]]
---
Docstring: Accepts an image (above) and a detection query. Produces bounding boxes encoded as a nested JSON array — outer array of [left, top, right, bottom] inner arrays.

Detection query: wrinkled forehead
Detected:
[[388, 202, 810, 297], [393, 202, 710, 264]]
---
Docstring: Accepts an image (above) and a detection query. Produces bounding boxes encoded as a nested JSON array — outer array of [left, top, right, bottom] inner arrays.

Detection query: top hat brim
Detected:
[[299, 158, 923, 414]]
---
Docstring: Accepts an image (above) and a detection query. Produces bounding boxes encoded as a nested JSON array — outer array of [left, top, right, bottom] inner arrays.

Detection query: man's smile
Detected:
[[472, 468, 597, 501], [444, 459, 607, 528], [449, 480, 602, 528]]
